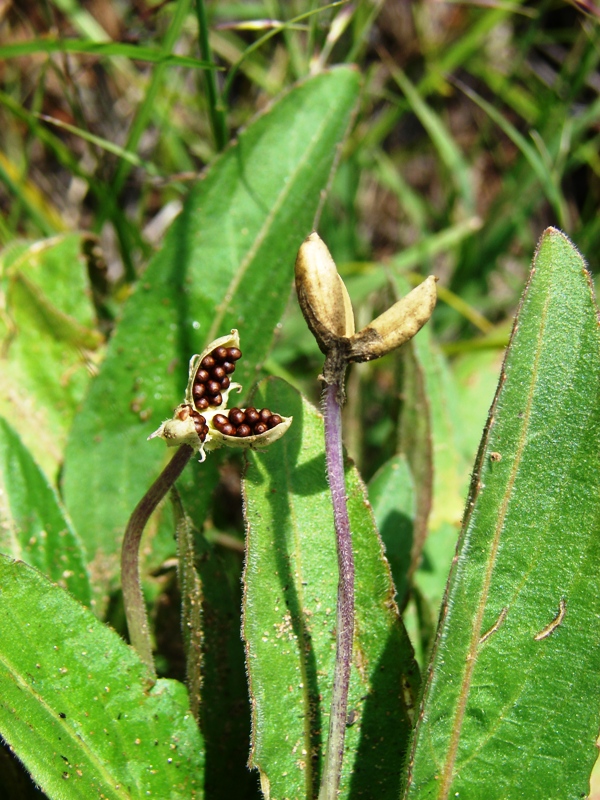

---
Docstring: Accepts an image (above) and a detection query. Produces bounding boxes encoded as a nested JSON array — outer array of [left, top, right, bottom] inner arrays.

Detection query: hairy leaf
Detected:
[[0, 555, 203, 799], [405, 229, 600, 799], [242, 379, 419, 800]]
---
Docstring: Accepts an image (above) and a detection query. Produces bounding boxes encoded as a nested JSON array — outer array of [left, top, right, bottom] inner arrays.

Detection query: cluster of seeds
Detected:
[[176, 404, 209, 442], [212, 407, 284, 438], [192, 345, 242, 409]]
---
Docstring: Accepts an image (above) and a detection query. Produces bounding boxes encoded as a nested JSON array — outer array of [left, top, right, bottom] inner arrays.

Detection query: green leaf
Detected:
[[62, 66, 361, 595], [0, 38, 216, 69], [368, 454, 415, 608], [0, 234, 102, 479], [0, 555, 203, 799], [0, 417, 91, 606], [242, 379, 419, 800], [405, 229, 600, 799]]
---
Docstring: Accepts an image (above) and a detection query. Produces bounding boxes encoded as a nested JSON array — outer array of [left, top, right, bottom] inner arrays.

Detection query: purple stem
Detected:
[[121, 444, 194, 678], [319, 382, 355, 800]]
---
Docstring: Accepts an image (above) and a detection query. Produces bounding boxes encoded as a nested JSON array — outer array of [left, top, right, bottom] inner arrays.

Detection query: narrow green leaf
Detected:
[[368, 454, 415, 609], [0, 234, 101, 478], [405, 229, 600, 799], [242, 379, 419, 800], [389, 68, 474, 214], [0, 555, 203, 799], [0, 38, 215, 68], [62, 67, 361, 594], [0, 417, 91, 606]]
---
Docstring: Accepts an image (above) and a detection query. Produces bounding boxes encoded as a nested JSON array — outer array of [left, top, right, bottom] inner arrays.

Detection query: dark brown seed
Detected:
[[221, 375, 231, 390], [177, 406, 191, 421], [202, 425, 209, 437], [196, 369, 210, 383], [253, 422, 268, 435], [222, 361, 235, 374], [226, 347, 242, 361], [194, 418, 204, 433], [229, 408, 245, 425], [267, 414, 283, 428], [201, 355, 215, 370], [209, 393, 222, 406], [212, 346, 228, 361], [193, 383, 206, 398], [213, 414, 228, 430], [259, 408, 272, 422], [236, 424, 251, 437], [222, 423, 236, 436], [245, 407, 260, 425], [206, 381, 221, 396], [212, 365, 226, 380], [196, 397, 209, 410]]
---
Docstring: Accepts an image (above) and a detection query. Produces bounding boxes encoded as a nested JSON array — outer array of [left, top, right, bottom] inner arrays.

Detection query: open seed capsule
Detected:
[[148, 330, 292, 460], [185, 330, 243, 412]]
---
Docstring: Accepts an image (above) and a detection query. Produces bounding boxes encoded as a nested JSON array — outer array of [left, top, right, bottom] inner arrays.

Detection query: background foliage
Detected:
[[0, 0, 599, 797]]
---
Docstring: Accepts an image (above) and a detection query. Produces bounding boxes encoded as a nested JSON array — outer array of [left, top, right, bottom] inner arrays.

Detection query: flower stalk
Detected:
[[295, 232, 437, 798], [121, 443, 194, 679], [319, 381, 354, 800]]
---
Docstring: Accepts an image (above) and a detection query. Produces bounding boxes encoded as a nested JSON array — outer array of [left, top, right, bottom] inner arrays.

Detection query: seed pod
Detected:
[[185, 329, 243, 411], [148, 403, 206, 450], [206, 410, 293, 452], [348, 276, 437, 362], [149, 329, 292, 459], [295, 232, 355, 354]]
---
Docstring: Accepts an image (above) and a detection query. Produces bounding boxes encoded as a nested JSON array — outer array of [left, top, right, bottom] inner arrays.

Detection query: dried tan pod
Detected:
[[348, 275, 437, 362], [295, 232, 354, 353]]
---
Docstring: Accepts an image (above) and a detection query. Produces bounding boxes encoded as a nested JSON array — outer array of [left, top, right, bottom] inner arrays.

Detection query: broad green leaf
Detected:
[[242, 379, 419, 800], [62, 67, 361, 595], [0, 417, 91, 606], [368, 454, 415, 608], [0, 234, 102, 479], [405, 229, 600, 799], [0, 555, 203, 799]]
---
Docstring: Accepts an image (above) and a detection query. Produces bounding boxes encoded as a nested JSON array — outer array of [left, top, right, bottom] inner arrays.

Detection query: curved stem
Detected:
[[319, 381, 354, 800], [121, 444, 194, 678]]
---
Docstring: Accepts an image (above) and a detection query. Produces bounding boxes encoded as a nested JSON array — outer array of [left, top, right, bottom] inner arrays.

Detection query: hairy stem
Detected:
[[319, 381, 354, 800], [194, 0, 227, 150], [121, 444, 194, 678]]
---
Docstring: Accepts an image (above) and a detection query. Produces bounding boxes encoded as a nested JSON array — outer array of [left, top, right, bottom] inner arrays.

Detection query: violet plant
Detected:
[[294, 232, 437, 799]]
